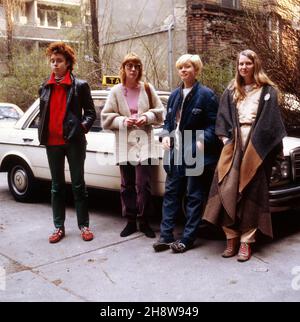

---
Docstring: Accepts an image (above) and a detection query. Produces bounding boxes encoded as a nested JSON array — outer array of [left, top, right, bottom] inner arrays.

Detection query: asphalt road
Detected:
[[0, 172, 300, 302]]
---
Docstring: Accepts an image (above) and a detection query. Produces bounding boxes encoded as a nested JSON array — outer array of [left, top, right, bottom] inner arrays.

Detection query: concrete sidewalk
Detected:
[[0, 173, 300, 302]]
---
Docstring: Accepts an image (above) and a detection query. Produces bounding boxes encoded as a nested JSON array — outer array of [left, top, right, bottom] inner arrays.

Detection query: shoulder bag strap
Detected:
[[144, 82, 153, 109]]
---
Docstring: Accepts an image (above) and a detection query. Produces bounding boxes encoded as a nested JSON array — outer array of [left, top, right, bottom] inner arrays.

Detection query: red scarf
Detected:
[[47, 71, 72, 146]]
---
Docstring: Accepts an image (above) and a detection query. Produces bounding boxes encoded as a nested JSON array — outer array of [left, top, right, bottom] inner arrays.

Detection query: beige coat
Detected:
[[101, 82, 164, 164]]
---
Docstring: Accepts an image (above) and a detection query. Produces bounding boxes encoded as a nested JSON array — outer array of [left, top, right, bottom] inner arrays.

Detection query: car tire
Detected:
[[7, 161, 36, 202]]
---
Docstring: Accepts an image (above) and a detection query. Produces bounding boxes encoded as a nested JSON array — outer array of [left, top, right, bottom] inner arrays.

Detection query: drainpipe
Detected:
[[168, 0, 176, 90], [168, 20, 174, 91]]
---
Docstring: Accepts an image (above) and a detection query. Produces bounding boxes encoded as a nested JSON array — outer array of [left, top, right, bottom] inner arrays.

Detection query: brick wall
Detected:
[[196, 0, 260, 8], [186, 0, 261, 56]]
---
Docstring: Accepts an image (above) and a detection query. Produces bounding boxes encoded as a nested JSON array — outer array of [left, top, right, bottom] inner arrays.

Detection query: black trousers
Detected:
[[46, 140, 89, 229]]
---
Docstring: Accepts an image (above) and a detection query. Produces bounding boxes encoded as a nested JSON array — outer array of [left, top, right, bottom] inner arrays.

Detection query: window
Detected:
[[0, 106, 20, 120], [47, 10, 58, 27], [29, 98, 106, 131], [29, 114, 40, 129], [37, 8, 46, 26], [220, 0, 239, 9], [90, 99, 106, 132], [37, 7, 59, 27]]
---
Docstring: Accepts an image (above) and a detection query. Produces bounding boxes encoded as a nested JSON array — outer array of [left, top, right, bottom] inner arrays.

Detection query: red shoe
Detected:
[[81, 227, 94, 241], [49, 227, 65, 243], [237, 242, 252, 262]]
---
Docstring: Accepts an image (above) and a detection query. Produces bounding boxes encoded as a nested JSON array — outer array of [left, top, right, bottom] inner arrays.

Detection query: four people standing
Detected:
[[37, 42, 286, 262]]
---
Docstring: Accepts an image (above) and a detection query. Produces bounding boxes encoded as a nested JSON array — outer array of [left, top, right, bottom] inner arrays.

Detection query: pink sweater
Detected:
[[123, 85, 140, 116]]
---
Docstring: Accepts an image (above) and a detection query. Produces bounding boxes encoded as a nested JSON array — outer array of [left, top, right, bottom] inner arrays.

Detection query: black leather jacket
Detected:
[[38, 73, 96, 145]]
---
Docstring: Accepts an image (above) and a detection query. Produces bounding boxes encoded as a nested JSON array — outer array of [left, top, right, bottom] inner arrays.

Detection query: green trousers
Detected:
[[46, 140, 89, 229]]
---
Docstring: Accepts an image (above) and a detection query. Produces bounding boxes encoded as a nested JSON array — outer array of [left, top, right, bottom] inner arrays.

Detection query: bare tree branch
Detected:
[[228, 0, 300, 129]]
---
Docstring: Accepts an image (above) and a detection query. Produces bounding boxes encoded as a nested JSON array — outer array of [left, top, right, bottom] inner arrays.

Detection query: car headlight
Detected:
[[270, 165, 281, 184], [270, 159, 291, 185], [280, 160, 290, 179]]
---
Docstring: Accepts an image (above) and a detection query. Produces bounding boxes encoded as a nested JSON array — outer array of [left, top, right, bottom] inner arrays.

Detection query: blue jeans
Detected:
[[160, 165, 215, 245]]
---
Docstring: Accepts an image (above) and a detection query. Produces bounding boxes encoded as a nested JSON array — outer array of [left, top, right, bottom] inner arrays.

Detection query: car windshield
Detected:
[[0, 106, 20, 120]]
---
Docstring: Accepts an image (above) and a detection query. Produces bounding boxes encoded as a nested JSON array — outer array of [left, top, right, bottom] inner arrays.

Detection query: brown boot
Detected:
[[237, 242, 252, 262], [222, 237, 240, 258]]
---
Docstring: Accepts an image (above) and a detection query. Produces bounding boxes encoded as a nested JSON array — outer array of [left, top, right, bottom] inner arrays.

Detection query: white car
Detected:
[[0, 90, 168, 202], [0, 90, 299, 212]]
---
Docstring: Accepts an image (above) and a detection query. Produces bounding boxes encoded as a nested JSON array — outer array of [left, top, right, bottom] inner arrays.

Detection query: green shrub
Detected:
[[0, 45, 102, 111], [0, 47, 49, 110], [199, 50, 235, 97]]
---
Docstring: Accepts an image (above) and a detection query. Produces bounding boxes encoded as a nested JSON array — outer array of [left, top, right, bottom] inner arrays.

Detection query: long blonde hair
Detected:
[[230, 49, 275, 102]]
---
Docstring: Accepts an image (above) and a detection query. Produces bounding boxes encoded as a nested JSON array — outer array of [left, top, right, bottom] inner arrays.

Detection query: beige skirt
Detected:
[[240, 124, 251, 148]]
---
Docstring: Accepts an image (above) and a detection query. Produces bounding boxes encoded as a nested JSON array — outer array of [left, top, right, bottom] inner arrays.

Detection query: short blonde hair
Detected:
[[175, 54, 203, 77], [119, 52, 143, 84]]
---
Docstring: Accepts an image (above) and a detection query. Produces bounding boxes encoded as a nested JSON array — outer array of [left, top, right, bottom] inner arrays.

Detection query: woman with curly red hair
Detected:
[[38, 42, 96, 243]]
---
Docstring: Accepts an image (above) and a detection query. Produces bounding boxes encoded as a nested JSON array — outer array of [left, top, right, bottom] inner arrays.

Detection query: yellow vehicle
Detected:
[[102, 75, 121, 87]]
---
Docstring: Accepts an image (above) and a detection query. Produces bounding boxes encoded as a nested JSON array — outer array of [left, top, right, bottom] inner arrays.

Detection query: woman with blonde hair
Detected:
[[153, 54, 221, 253], [101, 53, 164, 238], [203, 49, 286, 262]]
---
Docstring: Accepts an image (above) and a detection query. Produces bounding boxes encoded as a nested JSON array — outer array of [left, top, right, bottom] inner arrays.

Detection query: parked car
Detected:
[[0, 103, 24, 126], [0, 89, 299, 212], [0, 89, 168, 201]]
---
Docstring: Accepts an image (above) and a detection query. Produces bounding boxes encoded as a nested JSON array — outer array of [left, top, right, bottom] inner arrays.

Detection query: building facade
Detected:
[[0, 0, 88, 46], [98, 0, 187, 90], [98, 0, 291, 89]]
